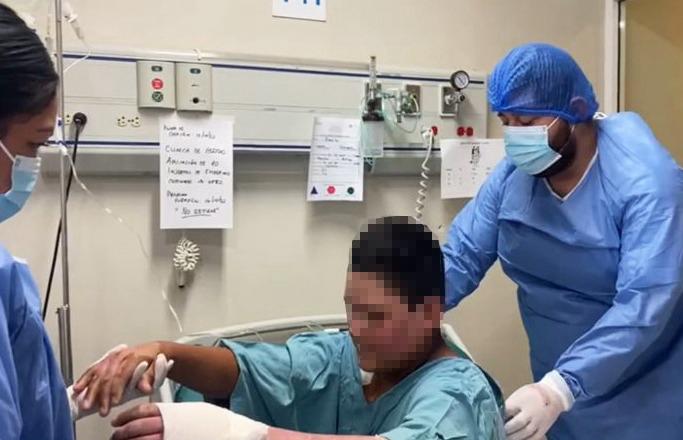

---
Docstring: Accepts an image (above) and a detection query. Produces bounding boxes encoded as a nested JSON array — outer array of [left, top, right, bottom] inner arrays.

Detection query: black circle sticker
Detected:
[[347, 187, 355, 195], [152, 91, 164, 102]]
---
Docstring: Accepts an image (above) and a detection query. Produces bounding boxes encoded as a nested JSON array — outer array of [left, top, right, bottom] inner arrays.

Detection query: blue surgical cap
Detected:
[[488, 43, 599, 124]]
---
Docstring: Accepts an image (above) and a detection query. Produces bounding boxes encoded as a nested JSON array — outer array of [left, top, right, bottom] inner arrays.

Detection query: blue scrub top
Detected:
[[0, 245, 73, 440], [444, 112, 683, 439]]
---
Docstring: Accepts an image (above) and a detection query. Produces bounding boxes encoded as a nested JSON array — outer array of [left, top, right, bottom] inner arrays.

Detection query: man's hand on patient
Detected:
[[112, 402, 269, 440], [71, 342, 172, 418], [504, 372, 574, 440], [111, 403, 163, 440]]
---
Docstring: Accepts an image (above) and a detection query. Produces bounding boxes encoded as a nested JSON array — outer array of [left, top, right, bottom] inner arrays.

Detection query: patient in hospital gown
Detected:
[[79, 217, 504, 440], [222, 329, 502, 440], [212, 217, 503, 439]]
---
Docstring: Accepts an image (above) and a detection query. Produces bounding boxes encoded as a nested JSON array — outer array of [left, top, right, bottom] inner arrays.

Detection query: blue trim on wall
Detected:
[[64, 53, 485, 85], [49, 140, 439, 152]]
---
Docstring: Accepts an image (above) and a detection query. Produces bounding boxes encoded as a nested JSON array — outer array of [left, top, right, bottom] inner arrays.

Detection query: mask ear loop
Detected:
[[545, 117, 560, 132], [546, 117, 574, 154], [0, 140, 15, 164], [558, 124, 576, 154]]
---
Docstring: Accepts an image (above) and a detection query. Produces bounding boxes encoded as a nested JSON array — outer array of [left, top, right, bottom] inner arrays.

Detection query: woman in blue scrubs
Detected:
[[0, 4, 73, 439], [443, 43, 683, 440]]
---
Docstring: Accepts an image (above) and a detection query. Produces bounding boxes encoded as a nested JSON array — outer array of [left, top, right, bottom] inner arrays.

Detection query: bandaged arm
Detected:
[[157, 402, 382, 440]]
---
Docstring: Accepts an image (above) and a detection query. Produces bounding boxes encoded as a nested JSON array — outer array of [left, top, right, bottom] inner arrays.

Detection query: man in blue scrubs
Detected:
[[444, 43, 683, 440]]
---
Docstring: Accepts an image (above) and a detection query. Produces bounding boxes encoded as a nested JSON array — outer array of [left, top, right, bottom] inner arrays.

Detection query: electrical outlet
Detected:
[[64, 113, 73, 125], [117, 115, 142, 128]]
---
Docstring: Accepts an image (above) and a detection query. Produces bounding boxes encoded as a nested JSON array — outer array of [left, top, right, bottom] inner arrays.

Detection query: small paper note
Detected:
[[441, 138, 505, 199], [307, 117, 363, 202]]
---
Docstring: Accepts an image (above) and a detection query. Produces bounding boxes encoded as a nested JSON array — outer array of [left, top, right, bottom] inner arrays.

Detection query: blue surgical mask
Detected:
[[503, 117, 562, 175], [0, 140, 41, 222]]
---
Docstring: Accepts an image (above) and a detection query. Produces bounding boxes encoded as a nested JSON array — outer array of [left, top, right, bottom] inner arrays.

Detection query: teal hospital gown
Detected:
[[220, 331, 503, 440]]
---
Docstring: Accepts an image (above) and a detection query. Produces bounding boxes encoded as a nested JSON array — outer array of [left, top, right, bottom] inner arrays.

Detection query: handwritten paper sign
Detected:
[[441, 138, 505, 199], [307, 117, 363, 202], [159, 114, 233, 229]]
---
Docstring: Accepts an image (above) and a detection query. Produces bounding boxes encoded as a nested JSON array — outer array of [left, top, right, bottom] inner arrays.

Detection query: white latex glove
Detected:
[[504, 371, 574, 440], [68, 345, 175, 421], [156, 402, 268, 440]]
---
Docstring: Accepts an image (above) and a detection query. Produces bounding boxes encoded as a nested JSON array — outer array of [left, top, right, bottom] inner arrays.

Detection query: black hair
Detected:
[[350, 216, 445, 306], [0, 3, 59, 131]]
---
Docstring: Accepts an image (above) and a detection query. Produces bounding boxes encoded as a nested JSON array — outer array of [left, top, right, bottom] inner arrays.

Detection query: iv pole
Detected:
[[53, 0, 75, 395]]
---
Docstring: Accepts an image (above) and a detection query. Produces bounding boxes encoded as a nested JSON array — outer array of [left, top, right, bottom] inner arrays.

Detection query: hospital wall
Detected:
[[0, 1, 604, 437], [623, 0, 683, 164]]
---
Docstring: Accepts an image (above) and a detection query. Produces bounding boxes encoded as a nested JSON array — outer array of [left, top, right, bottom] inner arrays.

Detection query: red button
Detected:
[[466, 127, 474, 137], [151, 78, 164, 90], [327, 186, 336, 194], [457, 127, 465, 137]]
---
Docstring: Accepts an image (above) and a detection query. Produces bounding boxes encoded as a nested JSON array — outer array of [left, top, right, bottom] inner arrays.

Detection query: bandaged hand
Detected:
[[111, 402, 269, 440], [504, 371, 574, 440], [70, 343, 174, 419]]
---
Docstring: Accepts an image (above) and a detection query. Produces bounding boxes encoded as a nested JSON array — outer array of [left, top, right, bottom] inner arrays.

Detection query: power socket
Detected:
[[117, 115, 142, 128], [64, 113, 74, 125]]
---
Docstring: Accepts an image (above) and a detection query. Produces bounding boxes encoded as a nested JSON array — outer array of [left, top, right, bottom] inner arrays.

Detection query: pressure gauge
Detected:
[[450, 70, 470, 91]]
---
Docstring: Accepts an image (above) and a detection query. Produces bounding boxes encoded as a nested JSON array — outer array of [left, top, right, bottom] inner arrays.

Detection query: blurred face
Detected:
[[344, 271, 442, 373], [0, 96, 57, 192]]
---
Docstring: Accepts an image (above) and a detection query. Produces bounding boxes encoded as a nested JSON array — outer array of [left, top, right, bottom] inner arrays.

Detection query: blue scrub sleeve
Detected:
[[555, 176, 683, 400], [443, 160, 510, 310], [0, 269, 24, 440]]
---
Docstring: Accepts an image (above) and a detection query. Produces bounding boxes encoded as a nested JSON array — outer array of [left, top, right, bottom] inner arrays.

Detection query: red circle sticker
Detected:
[[151, 78, 164, 90], [457, 127, 466, 137], [466, 127, 474, 137], [327, 185, 336, 195]]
